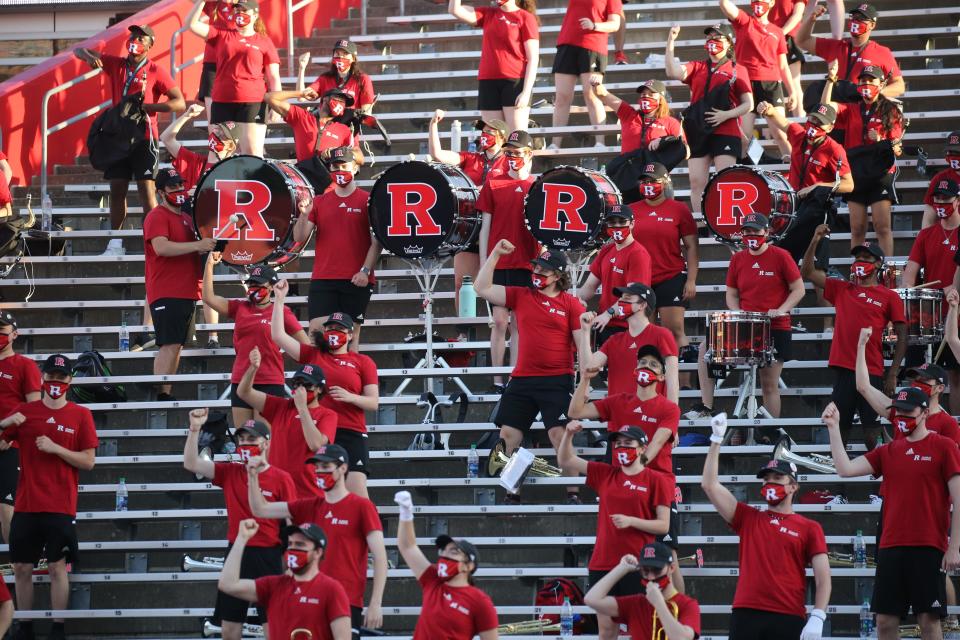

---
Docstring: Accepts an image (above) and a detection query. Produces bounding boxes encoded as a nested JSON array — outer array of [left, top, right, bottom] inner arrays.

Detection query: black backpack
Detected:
[[86, 95, 148, 171], [196, 411, 233, 455], [70, 351, 127, 404]]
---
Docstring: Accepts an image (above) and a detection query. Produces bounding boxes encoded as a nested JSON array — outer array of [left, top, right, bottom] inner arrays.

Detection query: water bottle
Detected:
[[467, 445, 479, 479], [451, 119, 462, 153], [853, 529, 867, 568], [560, 597, 574, 639], [118, 321, 130, 352], [115, 477, 129, 512], [41, 193, 53, 232], [468, 140, 477, 153], [459, 276, 477, 318], [859, 599, 874, 638]]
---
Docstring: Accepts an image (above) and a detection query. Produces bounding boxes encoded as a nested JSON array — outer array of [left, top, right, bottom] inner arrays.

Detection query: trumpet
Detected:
[[182, 554, 225, 572], [677, 548, 704, 568], [773, 436, 836, 474], [497, 619, 562, 635], [0, 559, 47, 575], [202, 619, 264, 637], [486, 438, 561, 477], [827, 551, 876, 567], [899, 620, 960, 637]]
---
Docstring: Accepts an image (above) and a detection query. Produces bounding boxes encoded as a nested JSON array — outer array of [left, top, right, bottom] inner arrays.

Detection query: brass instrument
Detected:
[[202, 619, 264, 637], [827, 550, 876, 568], [677, 548, 704, 568], [0, 559, 47, 575], [773, 436, 836, 474], [290, 630, 314, 639], [486, 438, 561, 477], [182, 554, 225, 572], [899, 620, 960, 637], [651, 598, 681, 640], [497, 619, 562, 635]]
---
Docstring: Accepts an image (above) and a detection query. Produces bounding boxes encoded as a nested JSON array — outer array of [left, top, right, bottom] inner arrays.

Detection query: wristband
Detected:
[[809, 609, 827, 621], [606, 306, 617, 316], [360, 266, 371, 274]]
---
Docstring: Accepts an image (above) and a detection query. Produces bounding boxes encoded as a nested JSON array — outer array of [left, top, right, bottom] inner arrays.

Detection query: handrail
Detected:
[[169, 23, 202, 78]]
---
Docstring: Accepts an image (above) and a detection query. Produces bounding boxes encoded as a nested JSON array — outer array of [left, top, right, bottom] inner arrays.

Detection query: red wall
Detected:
[[0, 0, 359, 188]]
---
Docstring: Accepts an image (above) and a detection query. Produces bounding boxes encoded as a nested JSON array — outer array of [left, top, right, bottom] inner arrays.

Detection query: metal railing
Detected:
[[169, 22, 203, 79]]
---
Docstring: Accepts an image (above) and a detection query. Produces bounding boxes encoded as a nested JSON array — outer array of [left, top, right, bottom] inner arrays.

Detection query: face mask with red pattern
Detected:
[[127, 39, 146, 56]]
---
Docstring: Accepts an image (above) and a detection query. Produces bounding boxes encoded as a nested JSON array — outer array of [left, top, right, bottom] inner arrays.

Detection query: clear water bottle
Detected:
[[41, 193, 53, 232], [451, 119, 462, 153], [118, 320, 130, 352], [467, 444, 479, 479], [560, 597, 574, 639], [859, 599, 874, 638], [853, 529, 867, 568], [459, 276, 477, 318], [468, 140, 477, 153], [115, 477, 129, 511]]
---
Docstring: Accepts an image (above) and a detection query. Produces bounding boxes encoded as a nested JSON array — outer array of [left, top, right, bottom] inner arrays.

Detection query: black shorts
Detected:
[[831, 366, 881, 429], [653, 272, 689, 309], [210, 101, 267, 125], [785, 36, 805, 66], [729, 608, 806, 640], [872, 546, 947, 619], [494, 374, 573, 432], [657, 500, 681, 550], [492, 268, 533, 292], [9, 512, 78, 566], [844, 171, 898, 205], [308, 279, 373, 324], [771, 329, 792, 362], [336, 428, 370, 476], [103, 139, 159, 182], [690, 134, 742, 160], [151, 298, 197, 347], [587, 568, 643, 596], [478, 78, 524, 111], [350, 605, 362, 640], [214, 544, 282, 623], [197, 62, 217, 101], [0, 448, 18, 507], [230, 383, 287, 410], [551, 44, 607, 76], [751, 80, 785, 108]]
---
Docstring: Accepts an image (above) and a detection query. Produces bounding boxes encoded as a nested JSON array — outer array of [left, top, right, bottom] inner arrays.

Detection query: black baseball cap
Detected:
[[606, 203, 633, 221], [932, 178, 960, 199], [636, 79, 666, 95], [292, 363, 325, 387], [214, 120, 241, 145], [704, 23, 734, 41], [808, 103, 838, 126], [245, 265, 279, 285], [850, 3, 878, 20], [639, 162, 668, 181], [286, 522, 327, 548], [128, 24, 156, 39], [236, 419, 270, 440], [850, 242, 885, 262], [741, 213, 769, 230], [324, 312, 355, 331], [857, 65, 883, 80], [636, 344, 666, 369], [332, 39, 358, 56], [322, 88, 355, 107], [889, 386, 930, 411], [155, 168, 185, 190], [756, 458, 798, 481], [945, 131, 960, 153], [0, 311, 16, 329], [43, 354, 73, 375], [906, 362, 948, 385], [435, 535, 480, 566], [474, 118, 508, 138], [306, 443, 349, 466], [327, 146, 356, 165], [611, 425, 649, 445], [235, 0, 259, 11], [639, 542, 674, 568], [503, 130, 534, 149], [531, 250, 567, 272], [613, 282, 657, 309]]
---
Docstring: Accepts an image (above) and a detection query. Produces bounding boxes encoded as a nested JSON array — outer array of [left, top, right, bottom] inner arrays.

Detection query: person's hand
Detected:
[[184, 103, 206, 119], [667, 25, 681, 42], [273, 279, 289, 301], [592, 311, 612, 331], [867, 129, 880, 143], [588, 73, 604, 88], [249, 347, 262, 369], [610, 514, 636, 529], [237, 518, 259, 541], [821, 402, 840, 430], [705, 108, 730, 126], [351, 270, 370, 287], [292, 385, 309, 408], [394, 490, 414, 521], [682, 279, 697, 301], [812, 4, 827, 19], [800, 614, 824, 640], [784, 94, 799, 113], [579, 17, 595, 30], [767, 309, 786, 318], [514, 89, 532, 109], [208, 251, 223, 265], [579, 311, 596, 329], [431, 109, 445, 125], [710, 411, 728, 444], [826, 59, 839, 80], [1, 412, 26, 428], [619, 554, 640, 571], [364, 603, 383, 630], [858, 326, 873, 347], [0, 441, 11, 452], [246, 456, 266, 475], [812, 223, 831, 241], [196, 237, 216, 253], [35, 435, 60, 454], [948, 288, 960, 307], [646, 579, 667, 606], [756, 100, 773, 116], [648, 136, 662, 151], [493, 239, 515, 256], [188, 408, 208, 432], [301, 87, 319, 101], [298, 51, 312, 71], [580, 365, 600, 380], [883, 370, 897, 396], [943, 546, 960, 573], [328, 386, 358, 404], [565, 420, 584, 435]]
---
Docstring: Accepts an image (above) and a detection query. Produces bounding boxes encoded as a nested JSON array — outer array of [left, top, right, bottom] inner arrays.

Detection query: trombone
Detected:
[[497, 619, 562, 635], [182, 555, 225, 572], [827, 551, 876, 568], [202, 619, 264, 637], [899, 620, 960, 637], [773, 436, 836, 474], [486, 439, 561, 478]]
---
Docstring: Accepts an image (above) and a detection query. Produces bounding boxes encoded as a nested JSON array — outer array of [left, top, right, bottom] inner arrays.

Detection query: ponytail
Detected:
[[516, 0, 540, 25], [877, 95, 904, 138], [254, 16, 267, 35]]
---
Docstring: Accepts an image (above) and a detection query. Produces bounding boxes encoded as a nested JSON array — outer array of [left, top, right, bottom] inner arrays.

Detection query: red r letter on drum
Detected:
[[213, 180, 276, 241], [715, 182, 760, 227], [386, 183, 442, 236], [540, 184, 589, 232]]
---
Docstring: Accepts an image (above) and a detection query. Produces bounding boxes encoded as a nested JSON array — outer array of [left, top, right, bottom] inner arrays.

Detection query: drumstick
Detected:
[[907, 280, 941, 290], [935, 336, 948, 363], [214, 214, 243, 240]]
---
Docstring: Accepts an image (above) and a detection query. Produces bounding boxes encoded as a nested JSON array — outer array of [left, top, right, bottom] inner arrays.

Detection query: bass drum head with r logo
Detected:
[[701, 165, 796, 246], [524, 165, 620, 252]]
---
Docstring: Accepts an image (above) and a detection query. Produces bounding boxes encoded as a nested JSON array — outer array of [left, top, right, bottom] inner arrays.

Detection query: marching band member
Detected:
[[266, 89, 360, 164], [248, 443, 387, 637], [766, 0, 807, 115], [217, 520, 352, 640], [184, 409, 295, 640], [559, 422, 673, 640], [477, 130, 541, 391], [922, 131, 960, 228], [449, 0, 539, 132], [703, 413, 831, 640], [393, 491, 499, 639], [194, 0, 238, 162], [802, 226, 906, 447], [301, 39, 376, 113], [161, 103, 240, 189], [584, 544, 701, 640], [665, 23, 753, 220], [0, 150, 10, 219], [475, 240, 589, 504], [591, 79, 688, 159], [822, 395, 960, 639]]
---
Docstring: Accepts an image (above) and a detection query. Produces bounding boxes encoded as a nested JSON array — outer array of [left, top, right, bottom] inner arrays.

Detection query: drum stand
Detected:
[[731, 363, 774, 422]]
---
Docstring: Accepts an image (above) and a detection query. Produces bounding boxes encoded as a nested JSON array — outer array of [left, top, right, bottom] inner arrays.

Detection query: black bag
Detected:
[[87, 95, 148, 171], [681, 77, 734, 156], [776, 186, 836, 267], [196, 411, 232, 455], [294, 155, 333, 194], [69, 350, 127, 404], [847, 140, 897, 183], [803, 79, 860, 113], [605, 138, 686, 203]]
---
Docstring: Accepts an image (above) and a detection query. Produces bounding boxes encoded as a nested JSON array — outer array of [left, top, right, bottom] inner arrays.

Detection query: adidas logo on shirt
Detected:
[[46, 417, 55, 424], [515, 186, 523, 192], [906, 448, 914, 455]]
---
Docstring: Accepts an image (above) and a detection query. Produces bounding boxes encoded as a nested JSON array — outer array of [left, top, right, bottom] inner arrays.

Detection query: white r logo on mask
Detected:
[[764, 487, 778, 500]]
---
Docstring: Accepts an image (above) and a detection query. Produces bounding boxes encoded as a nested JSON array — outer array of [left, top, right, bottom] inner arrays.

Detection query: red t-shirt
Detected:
[[907, 223, 959, 291], [308, 72, 375, 110], [835, 101, 905, 153], [726, 245, 801, 331], [730, 502, 827, 617], [924, 168, 960, 207], [213, 462, 296, 547], [458, 151, 508, 187], [823, 279, 905, 375], [99, 54, 174, 139], [208, 27, 279, 103], [173, 148, 212, 191], [730, 13, 786, 81], [0, 353, 41, 419], [142, 206, 202, 305], [0, 150, 10, 206], [285, 106, 355, 162], [413, 565, 498, 640], [288, 493, 383, 607], [682, 59, 752, 139], [2, 400, 98, 516], [616, 103, 684, 155], [505, 287, 584, 377], [0, 579, 10, 603], [594, 393, 680, 477], [786, 124, 850, 191], [255, 572, 350, 640], [864, 433, 960, 551], [629, 199, 697, 285], [227, 300, 301, 384], [309, 188, 375, 282], [477, 175, 539, 270], [297, 345, 378, 433], [588, 241, 652, 329], [556, 0, 623, 54], [614, 592, 701, 640], [813, 38, 902, 84], [921, 410, 960, 445], [586, 462, 672, 570], [767, 0, 802, 36], [202, 2, 237, 64], [261, 395, 338, 499], [599, 323, 678, 396], [474, 6, 539, 80]]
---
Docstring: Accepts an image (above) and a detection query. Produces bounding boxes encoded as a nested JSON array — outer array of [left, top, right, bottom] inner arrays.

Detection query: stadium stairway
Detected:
[[2, 0, 959, 636]]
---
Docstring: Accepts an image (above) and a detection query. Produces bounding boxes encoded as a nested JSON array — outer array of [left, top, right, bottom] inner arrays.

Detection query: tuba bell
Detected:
[[182, 554, 225, 572], [773, 436, 836, 474], [486, 439, 562, 493]]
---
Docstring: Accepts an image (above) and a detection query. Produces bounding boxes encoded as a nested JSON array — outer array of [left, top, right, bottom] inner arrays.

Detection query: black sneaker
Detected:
[[206, 338, 221, 350], [683, 402, 713, 420], [47, 625, 66, 640], [157, 392, 177, 402], [503, 493, 522, 506], [566, 493, 583, 505], [493, 383, 507, 395]]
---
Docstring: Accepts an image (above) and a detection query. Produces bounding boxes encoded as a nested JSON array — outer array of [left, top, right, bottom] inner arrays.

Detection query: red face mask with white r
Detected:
[[234, 11, 252, 27], [127, 39, 145, 56]]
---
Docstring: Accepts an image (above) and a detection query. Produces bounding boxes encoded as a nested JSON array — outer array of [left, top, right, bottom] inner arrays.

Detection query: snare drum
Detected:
[[193, 155, 314, 268], [884, 288, 944, 345], [702, 165, 795, 246], [707, 311, 773, 366], [524, 166, 621, 252], [368, 161, 479, 259]]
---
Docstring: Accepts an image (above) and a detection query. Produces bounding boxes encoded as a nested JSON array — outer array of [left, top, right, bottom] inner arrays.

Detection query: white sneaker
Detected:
[[869, 494, 883, 505], [101, 238, 125, 256], [593, 142, 606, 149], [546, 143, 560, 151]]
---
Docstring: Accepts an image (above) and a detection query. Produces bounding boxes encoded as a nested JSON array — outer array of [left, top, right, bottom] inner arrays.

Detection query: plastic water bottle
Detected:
[[115, 477, 129, 512], [459, 276, 477, 318], [853, 529, 867, 568], [859, 599, 874, 638], [41, 193, 53, 232], [118, 321, 130, 352], [468, 140, 477, 153], [560, 597, 574, 639], [451, 119, 462, 153], [467, 445, 479, 479]]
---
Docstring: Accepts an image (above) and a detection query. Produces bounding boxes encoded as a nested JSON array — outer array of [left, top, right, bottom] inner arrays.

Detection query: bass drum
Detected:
[[525, 166, 620, 252], [193, 155, 314, 268], [368, 161, 479, 259], [701, 165, 795, 247]]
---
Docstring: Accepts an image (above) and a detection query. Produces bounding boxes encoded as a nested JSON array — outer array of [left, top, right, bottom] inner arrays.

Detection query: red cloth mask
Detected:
[[637, 97, 659, 115], [164, 190, 189, 207], [616, 301, 636, 318], [751, 2, 769, 17], [324, 329, 349, 349], [42, 381, 69, 400], [328, 99, 346, 117], [641, 574, 672, 590], [806, 124, 827, 141], [507, 157, 525, 172], [331, 170, 354, 186], [947, 155, 960, 170], [760, 482, 788, 505], [606, 227, 629, 242], [246, 286, 269, 305], [636, 367, 658, 387], [851, 260, 876, 280], [613, 446, 640, 466], [478, 133, 496, 150], [858, 83, 880, 101], [234, 11, 252, 27], [332, 56, 351, 74], [742, 234, 765, 250], [127, 40, 146, 56], [209, 134, 226, 154], [316, 471, 336, 490], [849, 19, 870, 36], [237, 444, 261, 462], [531, 274, 549, 290], [436, 557, 461, 581], [0, 334, 10, 351], [284, 549, 311, 572], [911, 380, 935, 397], [893, 413, 919, 435], [641, 182, 663, 200], [935, 203, 956, 219], [705, 39, 725, 56]]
